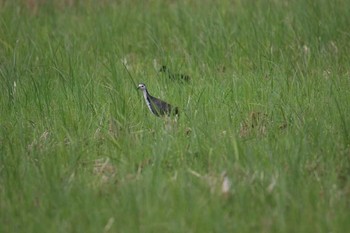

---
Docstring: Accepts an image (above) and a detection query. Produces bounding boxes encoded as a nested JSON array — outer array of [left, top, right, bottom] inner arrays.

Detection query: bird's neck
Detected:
[[142, 89, 150, 100], [142, 89, 154, 113]]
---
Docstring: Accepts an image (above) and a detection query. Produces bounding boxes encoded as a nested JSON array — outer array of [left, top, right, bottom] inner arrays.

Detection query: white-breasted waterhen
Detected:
[[159, 65, 190, 82], [137, 83, 179, 117]]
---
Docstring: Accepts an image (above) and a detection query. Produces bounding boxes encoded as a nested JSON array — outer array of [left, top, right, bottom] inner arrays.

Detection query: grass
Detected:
[[1, 0, 350, 232]]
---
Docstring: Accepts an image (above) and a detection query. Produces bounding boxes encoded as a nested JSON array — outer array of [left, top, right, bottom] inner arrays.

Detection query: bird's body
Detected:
[[159, 65, 190, 82], [137, 83, 179, 117]]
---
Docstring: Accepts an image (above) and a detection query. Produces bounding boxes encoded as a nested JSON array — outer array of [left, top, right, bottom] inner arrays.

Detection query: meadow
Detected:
[[1, 0, 350, 232]]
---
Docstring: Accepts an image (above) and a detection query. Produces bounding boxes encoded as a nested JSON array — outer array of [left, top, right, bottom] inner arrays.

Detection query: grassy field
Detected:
[[1, 0, 350, 232]]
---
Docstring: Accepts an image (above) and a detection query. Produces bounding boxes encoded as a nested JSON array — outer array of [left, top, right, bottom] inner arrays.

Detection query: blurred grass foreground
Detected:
[[1, 0, 350, 232]]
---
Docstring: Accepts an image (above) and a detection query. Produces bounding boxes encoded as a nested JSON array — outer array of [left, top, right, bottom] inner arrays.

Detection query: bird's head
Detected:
[[137, 83, 147, 91]]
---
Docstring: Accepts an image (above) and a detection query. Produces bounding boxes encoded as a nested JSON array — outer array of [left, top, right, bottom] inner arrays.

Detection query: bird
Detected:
[[159, 65, 190, 82], [137, 83, 179, 117]]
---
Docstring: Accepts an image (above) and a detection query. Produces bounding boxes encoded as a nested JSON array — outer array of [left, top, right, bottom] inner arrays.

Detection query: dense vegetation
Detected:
[[1, 0, 349, 232]]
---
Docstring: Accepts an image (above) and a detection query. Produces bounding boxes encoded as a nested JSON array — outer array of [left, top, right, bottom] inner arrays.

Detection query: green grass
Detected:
[[1, 0, 350, 232]]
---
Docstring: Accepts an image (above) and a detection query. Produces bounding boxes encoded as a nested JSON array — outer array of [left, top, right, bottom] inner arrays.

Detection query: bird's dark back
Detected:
[[149, 95, 179, 117]]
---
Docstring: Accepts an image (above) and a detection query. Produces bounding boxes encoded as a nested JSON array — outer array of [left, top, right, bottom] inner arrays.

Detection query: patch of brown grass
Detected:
[[239, 111, 269, 138]]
